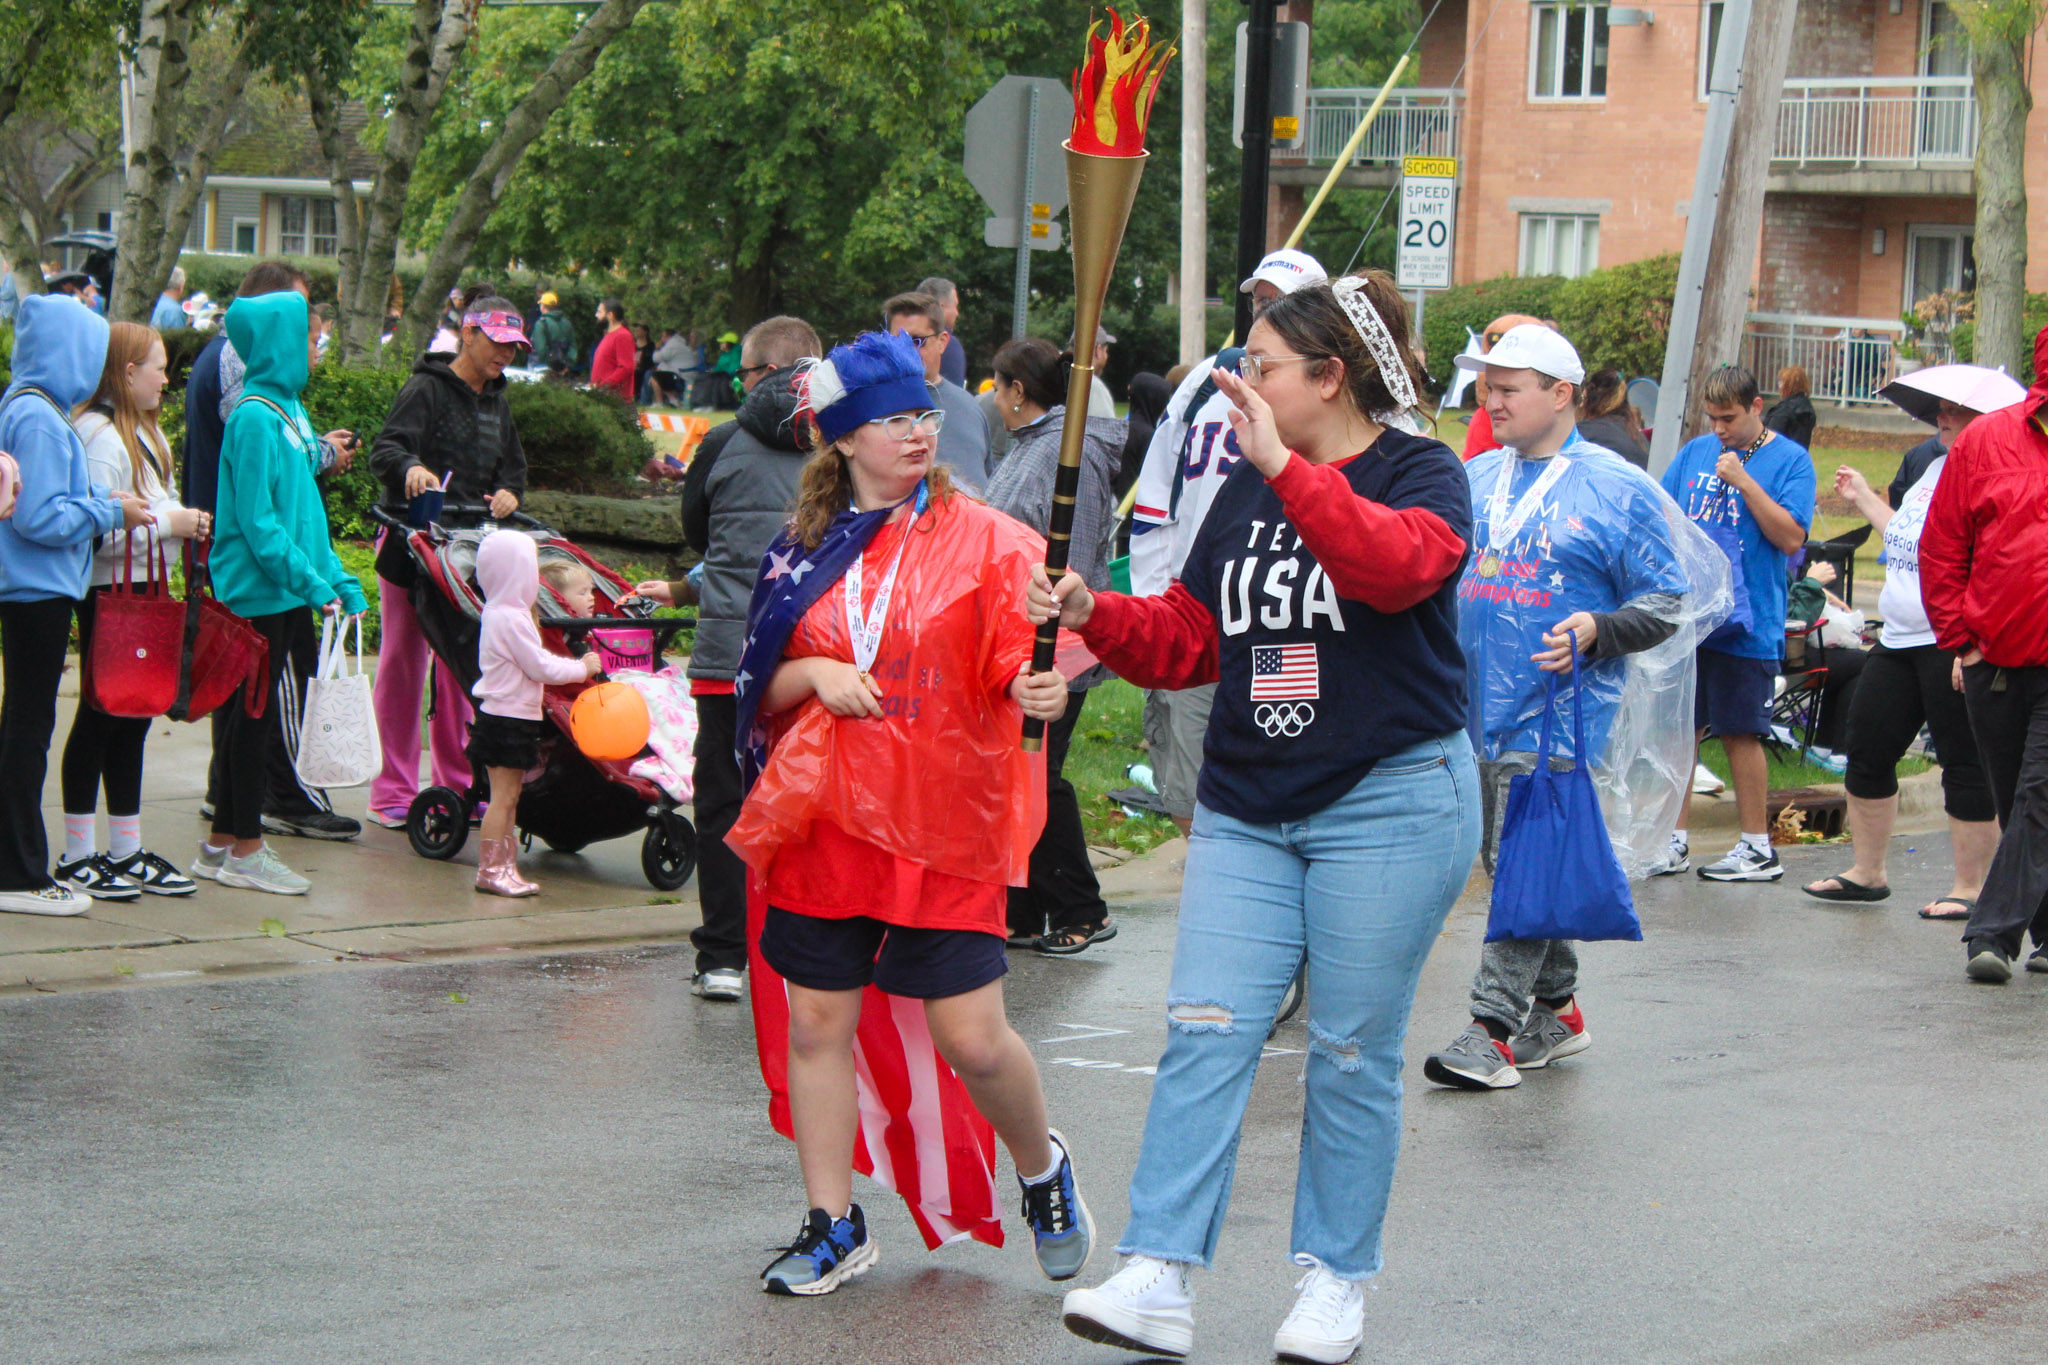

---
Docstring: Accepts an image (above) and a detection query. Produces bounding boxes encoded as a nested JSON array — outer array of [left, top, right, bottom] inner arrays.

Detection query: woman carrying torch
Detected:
[[1035, 273, 1480, 1363]]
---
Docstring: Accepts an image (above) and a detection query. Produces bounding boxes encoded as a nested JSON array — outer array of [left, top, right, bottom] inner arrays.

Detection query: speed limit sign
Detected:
[[1395, 156, 1457, 290]]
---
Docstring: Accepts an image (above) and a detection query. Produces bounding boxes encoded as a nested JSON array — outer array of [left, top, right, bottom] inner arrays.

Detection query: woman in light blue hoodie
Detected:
[[0, 294, 151, 916]]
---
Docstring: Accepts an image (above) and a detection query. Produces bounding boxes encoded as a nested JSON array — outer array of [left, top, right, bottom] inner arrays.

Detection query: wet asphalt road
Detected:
[[3, 832, 2046, 1364]]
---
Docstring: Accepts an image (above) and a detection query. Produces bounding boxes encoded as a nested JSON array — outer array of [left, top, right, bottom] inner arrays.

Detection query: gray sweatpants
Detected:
[[1472, 752, 1579, 1032]]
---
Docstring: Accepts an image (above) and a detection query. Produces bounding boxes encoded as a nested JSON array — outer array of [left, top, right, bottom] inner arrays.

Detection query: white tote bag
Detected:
[[295, 614, 383, 790]]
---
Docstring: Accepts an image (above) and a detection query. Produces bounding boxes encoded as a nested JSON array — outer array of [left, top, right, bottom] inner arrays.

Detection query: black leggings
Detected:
[[0, 597, 77, 891], [1842, 641, 1993, 822], [1007, 689, 1109, 938], [214, 609, 308, 842], [61, 586, 152, 817]]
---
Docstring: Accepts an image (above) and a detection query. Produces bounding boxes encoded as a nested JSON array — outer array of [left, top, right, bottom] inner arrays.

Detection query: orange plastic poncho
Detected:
[[727, 495, 1048, 930]]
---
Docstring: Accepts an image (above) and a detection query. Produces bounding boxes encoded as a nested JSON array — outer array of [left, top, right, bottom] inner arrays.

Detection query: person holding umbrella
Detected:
[[1800, 364, 2023, 919]]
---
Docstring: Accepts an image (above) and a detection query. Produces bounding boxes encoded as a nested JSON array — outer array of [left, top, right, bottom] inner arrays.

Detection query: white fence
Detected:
[[1299, 88, 1462, 166], [1741, 312, 1915, 405], [1773, 76, 1977, 168]]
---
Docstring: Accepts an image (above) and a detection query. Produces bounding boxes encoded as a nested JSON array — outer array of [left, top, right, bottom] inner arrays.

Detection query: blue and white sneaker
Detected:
[[761, 1204, 877, 1296], [1020, 1128, 1094, 1281]]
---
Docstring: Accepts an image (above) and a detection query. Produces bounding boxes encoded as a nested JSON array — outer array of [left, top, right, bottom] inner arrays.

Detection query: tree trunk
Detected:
[[1, 206, 44, 301], [141, 52, 253, 292], [306, 70, 364, 358], [392, 0, 652, 360], [340, 0, 476, 365], [1969, 26, 2031, 376], [1, 128, 118, 297], [729, 234, 778, 334], [114, 0, 202, 321], [1686, 0, 1796, 436]]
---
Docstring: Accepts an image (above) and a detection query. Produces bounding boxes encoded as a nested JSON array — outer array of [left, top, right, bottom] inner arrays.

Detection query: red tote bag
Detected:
[[168, 541, 269, 724], [83, 532, 186, 719]]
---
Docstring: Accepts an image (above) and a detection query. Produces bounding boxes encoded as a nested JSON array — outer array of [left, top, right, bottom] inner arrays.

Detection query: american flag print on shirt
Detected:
[[1250, 643, 1319, 700]]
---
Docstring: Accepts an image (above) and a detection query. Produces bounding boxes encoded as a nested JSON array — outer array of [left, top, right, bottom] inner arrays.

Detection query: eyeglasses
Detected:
[[1239, 352, 1318, 384], [866, 409, 948, 440], [737, 362, 774, 378], [900, 332, 942, 350]]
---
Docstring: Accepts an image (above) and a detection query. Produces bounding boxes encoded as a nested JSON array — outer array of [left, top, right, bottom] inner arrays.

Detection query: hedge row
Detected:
[[1419, 254, 1681, 396], [1949, 291, 2048, 382]]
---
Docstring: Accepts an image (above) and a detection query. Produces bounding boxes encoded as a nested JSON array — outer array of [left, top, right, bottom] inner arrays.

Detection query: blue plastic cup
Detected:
[[406, 488, 445, 529]]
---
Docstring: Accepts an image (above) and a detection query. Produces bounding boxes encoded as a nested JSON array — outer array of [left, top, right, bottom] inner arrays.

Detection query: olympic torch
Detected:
[[1024, 10, 1175, 749]]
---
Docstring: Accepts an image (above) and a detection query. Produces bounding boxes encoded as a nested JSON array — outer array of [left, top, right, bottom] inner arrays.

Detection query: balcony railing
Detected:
[[1297, 88, 1462, 166], [1741, 312, 1919, 406], [1774, 76, 1978, 169]]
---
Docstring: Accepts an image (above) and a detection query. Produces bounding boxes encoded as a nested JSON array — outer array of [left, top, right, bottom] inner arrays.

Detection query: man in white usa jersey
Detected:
[[1127, 248, 1325, 831]]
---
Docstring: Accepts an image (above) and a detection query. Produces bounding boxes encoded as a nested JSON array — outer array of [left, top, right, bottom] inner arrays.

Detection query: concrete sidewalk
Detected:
[[1, 682, 1947, 995], [0, 691, 1177, 995]]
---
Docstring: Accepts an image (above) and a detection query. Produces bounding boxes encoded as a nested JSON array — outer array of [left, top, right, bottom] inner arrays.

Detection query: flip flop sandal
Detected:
[[1802, 874, 1891, 902], [1036, 922, 1118, 956], [1919, 897, 1975, 921]]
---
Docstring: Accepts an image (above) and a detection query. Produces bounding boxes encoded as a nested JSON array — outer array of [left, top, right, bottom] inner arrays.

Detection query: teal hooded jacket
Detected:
[[0, 294, 121, 602], [211, 291, 366, 619]]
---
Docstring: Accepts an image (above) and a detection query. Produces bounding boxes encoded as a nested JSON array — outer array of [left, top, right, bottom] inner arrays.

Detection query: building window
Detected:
[[1530, 2, 1609, 100], [1905, 225, 1975, 309], [1698, 0, 1726, 99], [279, 196, 308, 254], [232, 219, 258, 254], [1519, 213, 1601, 278], [310, 199, 338, 257]]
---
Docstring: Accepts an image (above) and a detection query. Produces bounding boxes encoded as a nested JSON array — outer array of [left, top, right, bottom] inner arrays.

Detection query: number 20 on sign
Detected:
[[1396, 155, 1457, 291]]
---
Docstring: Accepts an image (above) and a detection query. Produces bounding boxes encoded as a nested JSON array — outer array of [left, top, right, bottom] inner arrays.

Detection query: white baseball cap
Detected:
[[1239, 248, 1327, 296], [1454, 323, 1585, 386]]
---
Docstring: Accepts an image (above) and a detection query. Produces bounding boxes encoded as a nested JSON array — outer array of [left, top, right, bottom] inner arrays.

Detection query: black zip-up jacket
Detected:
[[368, 354, 527, 584]]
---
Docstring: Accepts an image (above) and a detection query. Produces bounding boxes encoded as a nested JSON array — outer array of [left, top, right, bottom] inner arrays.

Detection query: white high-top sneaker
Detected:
[[1061, 1253, 1195, 1358], [1273, 1258, 1366, 1364]]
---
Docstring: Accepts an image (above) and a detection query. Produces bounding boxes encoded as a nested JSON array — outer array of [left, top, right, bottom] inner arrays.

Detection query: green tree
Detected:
[[0, 0, 127, 298], [1949, 0, 2043, 375]]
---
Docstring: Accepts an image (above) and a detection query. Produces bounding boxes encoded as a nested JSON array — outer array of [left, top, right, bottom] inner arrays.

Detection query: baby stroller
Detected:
[[370, 504, 700, 891]]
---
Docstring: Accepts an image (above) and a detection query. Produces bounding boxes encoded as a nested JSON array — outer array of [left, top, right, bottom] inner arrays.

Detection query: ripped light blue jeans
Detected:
[[1117, 730, 1481, 1280]]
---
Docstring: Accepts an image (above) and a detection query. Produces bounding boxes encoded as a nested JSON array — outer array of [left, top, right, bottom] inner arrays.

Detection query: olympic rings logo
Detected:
[[1255, 702, 1315, 737]]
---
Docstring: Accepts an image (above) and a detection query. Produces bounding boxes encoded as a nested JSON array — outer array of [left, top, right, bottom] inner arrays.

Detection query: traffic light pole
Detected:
[[1232, 0, 1278, 342]]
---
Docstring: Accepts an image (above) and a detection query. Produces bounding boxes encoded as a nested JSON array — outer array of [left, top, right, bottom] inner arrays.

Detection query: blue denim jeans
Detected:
[[1116, 731, 1481, 1280]]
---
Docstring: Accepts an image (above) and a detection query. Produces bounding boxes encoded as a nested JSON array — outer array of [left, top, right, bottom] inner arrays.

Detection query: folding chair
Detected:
[[1769, 619, 1829, 761]]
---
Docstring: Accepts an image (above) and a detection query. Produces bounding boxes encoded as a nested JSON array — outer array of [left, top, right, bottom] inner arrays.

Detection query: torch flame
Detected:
[[1070, 9, 1176, 157]]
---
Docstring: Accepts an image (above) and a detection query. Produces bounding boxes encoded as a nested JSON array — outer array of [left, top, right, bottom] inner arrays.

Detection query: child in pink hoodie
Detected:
[[470, 530, 600, 896]]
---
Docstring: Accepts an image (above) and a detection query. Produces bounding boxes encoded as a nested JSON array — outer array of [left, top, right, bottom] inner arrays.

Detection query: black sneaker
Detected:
[[198, 800, 216, 821], [55, 855, 142, 902], [107, 849, 199, 898], [1965, 938, 2014, 984], [2028, 944, 2048, 975], [761, 1204, 877, 1296], [262, 809, 361, 841]]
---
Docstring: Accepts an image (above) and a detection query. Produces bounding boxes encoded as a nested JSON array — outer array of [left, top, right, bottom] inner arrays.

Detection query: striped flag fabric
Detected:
[[1249, 642, 1319, 700], [746, 876, 1005, 1250]]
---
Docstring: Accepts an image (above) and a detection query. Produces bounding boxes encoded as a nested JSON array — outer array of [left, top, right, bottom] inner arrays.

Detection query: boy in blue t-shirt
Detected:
[[1659, 365, 1817, 882]]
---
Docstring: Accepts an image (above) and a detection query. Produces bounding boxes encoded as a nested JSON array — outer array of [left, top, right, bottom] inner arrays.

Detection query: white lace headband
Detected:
[[1332, 277, 1418, 412]]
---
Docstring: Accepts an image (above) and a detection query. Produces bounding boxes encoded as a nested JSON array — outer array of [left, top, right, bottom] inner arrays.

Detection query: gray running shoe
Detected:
[[191, 841, 229, 882], [692, 967, 744, 1001], [1511, 999, 1592, 1069], [215, 846, 310, 896], [1422, 1022, 1521, 1090], [1697, 841, 1783, 882], [1647, 839, 1689, 876]]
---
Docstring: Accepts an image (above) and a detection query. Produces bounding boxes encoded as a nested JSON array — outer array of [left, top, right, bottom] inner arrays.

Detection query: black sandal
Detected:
[[1036, 921, 1118, 955], [1919, 897, 1975, 921], [1802, 874, 1891, 903]]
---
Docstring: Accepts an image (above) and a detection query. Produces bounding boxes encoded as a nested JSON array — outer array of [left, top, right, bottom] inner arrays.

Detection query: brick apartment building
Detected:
[[1271, 0, 2040, 400]]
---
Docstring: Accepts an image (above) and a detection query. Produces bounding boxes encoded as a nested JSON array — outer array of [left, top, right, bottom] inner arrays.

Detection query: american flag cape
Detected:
[[732, 483, 1005, 1251]]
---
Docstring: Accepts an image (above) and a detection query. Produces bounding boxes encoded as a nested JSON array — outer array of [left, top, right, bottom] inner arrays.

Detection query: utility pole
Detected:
[[1179, 0, 1209, 366], [1233, 0, 1278, 343], [1649, 0, 1796, 473]]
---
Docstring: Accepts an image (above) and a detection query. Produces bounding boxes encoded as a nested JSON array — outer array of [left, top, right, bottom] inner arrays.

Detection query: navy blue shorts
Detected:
[[759, 907, 1008, 999], [1694, 647, 1777, 738]]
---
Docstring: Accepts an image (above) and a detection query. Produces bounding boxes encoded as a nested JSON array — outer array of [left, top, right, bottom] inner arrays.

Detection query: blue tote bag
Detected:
[[1486, 650, 1642, 943]]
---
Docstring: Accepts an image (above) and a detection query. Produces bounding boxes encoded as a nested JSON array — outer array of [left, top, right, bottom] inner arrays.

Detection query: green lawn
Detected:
[[1064, 679, 1181, 855]]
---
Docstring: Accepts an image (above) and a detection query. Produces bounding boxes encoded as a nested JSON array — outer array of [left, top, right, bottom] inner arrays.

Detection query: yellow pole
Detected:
[[1219, 54, 1412, 348], [1285, 53, 1410, 250]]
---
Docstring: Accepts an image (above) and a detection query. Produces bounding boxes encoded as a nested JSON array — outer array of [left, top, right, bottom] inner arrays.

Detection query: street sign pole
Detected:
[[1233, 0, 1278, 342], [1012, 85, 1040, 340]]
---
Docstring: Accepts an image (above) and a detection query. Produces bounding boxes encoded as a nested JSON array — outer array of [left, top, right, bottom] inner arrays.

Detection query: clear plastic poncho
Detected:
[[1459, 433, 1733, 878]]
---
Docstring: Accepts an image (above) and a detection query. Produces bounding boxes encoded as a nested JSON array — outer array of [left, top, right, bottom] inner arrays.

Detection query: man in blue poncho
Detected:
[[1423, 326, 1694, 1092]]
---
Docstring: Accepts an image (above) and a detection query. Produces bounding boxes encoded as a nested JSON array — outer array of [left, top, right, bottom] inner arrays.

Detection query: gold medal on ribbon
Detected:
[[1477, 552, 1502, 578]]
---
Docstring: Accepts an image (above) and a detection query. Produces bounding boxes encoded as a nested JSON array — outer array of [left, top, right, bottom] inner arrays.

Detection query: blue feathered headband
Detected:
[[796, 331, 931, 443]]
